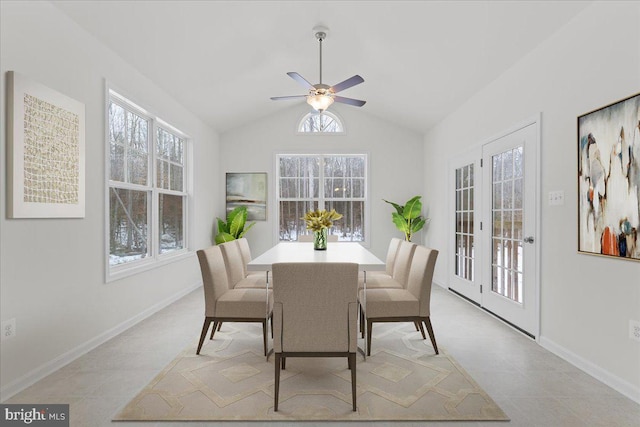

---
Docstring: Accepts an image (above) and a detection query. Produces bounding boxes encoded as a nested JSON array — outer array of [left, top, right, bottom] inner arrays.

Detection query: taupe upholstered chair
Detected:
[[297, 234, 339, 242], [359, 240, 417, 336], [370, 237, 402, 277], [235, 238, 269, 288], [220, 239, 266, 289], [361, 245, 439, 356], [196, 245, 273, 356], [271, 262, 359, 412], [359, 238, 409, 290]]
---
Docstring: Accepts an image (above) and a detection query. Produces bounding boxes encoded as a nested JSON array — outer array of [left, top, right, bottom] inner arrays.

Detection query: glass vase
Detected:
[[313, 228, 328, 250]]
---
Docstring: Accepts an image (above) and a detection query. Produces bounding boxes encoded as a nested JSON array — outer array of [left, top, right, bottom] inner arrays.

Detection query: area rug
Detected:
[[114, 323, 509, 421]]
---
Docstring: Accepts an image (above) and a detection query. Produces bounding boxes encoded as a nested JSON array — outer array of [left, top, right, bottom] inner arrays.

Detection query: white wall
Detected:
[[220, 103, 424, 260], [0, 1, 220, 398], [424, 1, 640, 401]]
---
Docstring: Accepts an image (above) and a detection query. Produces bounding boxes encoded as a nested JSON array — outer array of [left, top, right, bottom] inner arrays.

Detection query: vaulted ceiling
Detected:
[[51, 0, 591, 134]]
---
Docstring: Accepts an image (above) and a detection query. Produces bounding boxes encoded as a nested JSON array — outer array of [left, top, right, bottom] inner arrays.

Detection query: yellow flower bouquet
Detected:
[[301, 209, 342, 250]]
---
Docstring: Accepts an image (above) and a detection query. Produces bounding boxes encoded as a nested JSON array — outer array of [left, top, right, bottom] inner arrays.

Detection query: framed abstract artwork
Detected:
[[7, 71, 85, 218], [577, 93, 640, 261], [226, 172, 267, 221]]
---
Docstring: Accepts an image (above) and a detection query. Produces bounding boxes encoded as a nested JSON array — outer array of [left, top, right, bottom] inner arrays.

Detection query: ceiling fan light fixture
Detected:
[[307, 93, 334, 112], [271, 26, 365, 110]]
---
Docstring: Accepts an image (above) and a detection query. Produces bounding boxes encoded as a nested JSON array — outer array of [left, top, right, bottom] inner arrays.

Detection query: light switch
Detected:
[[548, 190, 564, 206]]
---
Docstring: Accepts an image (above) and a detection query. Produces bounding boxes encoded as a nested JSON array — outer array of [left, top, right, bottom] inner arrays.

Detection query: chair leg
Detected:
[[424, 317, 439, 355], [282, 356, 286, 370], [360, 306, 365, 338], [274, 353, 281, 411], [414, 321, 420, 331], [262, 320, 268, 357], [217, 322, 222, 331], [417, 320, 426, 339], [349, 353, 357, 411], [210, 321, 218, 340], [196, 318, 213, 355], [270, 313, 274, 338], [367, 319, 373, 356]]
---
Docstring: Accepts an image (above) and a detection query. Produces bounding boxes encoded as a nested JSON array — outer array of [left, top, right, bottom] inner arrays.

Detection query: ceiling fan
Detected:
[[270, 26, 366, 112]]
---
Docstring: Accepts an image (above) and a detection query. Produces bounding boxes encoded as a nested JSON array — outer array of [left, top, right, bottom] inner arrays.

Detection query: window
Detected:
[[455, 163, 475, 281], [277, 154, 366, 241], [297, 111, 344, 133], [107, 90, 188, 277]]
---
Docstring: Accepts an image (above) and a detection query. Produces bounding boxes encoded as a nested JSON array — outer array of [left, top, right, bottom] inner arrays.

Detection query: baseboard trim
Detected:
[[0, 281, 201, 402], [436, 278, 639, 404], [539, 335, 640, 404]]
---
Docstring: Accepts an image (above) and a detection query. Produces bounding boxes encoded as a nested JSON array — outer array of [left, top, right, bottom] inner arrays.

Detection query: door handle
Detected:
[[524, 236, 534, 244]]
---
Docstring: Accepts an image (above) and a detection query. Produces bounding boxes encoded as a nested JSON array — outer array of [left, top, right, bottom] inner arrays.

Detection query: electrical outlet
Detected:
[[1, 318, 16, 341], [630, 320, 640, 342]]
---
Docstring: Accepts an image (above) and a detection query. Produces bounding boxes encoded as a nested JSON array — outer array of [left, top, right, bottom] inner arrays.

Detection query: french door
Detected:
[[450, 120, 539, 338], [449, 150, 482, 303], [482, 122, 538, 337]]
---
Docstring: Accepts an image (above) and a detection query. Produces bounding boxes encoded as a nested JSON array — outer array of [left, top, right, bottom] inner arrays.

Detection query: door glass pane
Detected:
[[491, 147, 524, 303], [454, 162, 475, 281]]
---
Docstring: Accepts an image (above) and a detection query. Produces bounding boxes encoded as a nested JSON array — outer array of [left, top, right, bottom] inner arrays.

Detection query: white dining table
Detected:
[[247, 241, 385, 359], [247, 241, 385, 272]]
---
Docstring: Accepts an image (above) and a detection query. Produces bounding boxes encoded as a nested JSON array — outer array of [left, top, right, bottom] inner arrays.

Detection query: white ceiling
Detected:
[[51, 0, 591, 134]]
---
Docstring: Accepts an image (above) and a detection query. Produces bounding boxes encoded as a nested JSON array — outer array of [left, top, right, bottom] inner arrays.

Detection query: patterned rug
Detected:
[[114, 323, 509, 421]]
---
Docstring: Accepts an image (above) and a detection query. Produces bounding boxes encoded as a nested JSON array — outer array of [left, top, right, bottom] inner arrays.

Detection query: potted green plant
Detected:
[[383, 196, 427, 242], [215, 206, 255, 244]]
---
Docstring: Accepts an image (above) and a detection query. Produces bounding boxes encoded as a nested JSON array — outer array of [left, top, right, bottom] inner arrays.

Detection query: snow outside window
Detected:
[[277, 154, 366, 242], [107, 91, 189, 279]]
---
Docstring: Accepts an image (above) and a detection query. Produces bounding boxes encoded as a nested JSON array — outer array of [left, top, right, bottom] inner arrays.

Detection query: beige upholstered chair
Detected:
[[196, 245, 273, 356], [361, 245, 439, 356], [235, 238, 269, 288], [359, 238, 409, 290], [220, 240, 266, 289], [271, 262, 359, 412], [372, 237, 402, 276], [359, 240, 417, 336], [297, 234, 339, 242]]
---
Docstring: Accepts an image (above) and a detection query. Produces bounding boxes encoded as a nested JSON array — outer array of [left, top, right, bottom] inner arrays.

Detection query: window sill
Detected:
[[106, 249, 194, 283]]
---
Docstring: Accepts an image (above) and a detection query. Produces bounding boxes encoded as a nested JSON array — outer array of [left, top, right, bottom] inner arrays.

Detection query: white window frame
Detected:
[[105, 87, 191, 282], [274, 152, 369, 245]]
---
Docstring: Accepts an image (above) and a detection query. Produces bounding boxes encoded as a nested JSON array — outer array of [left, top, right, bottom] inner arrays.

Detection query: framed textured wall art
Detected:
[[578, 93, 640, 261], [7, 71, 85, 218], [226, 172, 267, 221]]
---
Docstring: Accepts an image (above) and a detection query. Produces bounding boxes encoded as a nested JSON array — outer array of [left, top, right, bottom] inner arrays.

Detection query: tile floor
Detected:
[[6, 285, 640, 427]]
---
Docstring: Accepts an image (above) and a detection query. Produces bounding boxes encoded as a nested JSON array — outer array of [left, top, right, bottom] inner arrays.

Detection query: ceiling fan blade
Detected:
[[330, 75, 364, 93], [287, 72, 315, 90], [333, 95, 366, 107], [270, 95, 307, 101]]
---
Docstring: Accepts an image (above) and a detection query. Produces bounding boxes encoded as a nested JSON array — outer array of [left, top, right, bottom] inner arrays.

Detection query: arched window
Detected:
[[297, 111, 345, 133]]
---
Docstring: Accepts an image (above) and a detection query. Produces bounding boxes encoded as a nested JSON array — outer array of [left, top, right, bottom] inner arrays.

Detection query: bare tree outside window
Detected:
[[108, 93, 188, 273], [298, 111, 344, 133], [277, 154, 366, 241]]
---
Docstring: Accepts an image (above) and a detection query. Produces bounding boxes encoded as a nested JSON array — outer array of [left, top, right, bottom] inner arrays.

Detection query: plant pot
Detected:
[[314, 228, 327, 250]]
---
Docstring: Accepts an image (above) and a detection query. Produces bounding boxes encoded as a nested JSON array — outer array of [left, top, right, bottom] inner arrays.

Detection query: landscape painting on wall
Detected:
[[226, 173, 267, 221], [578, 93, 640, 261]]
